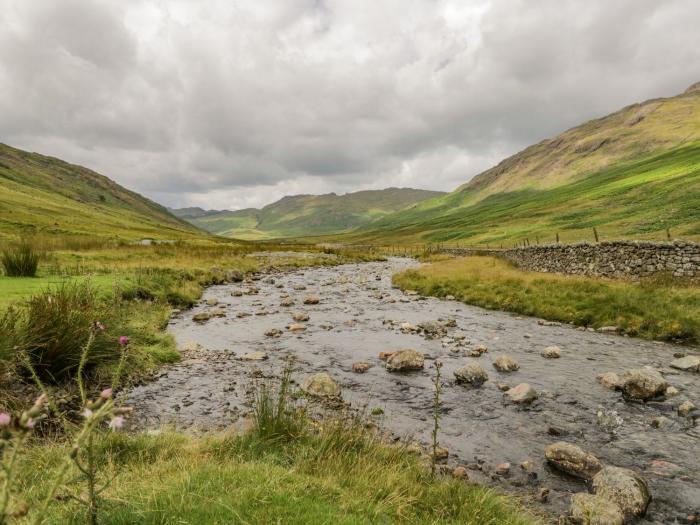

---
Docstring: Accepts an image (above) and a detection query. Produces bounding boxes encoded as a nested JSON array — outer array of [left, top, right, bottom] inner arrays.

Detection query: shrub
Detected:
[[1, 240, 39, 277], [0, 283, 116, 382]]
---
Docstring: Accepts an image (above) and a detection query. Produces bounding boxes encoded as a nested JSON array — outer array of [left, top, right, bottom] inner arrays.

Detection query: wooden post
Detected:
[[556, 232, 560, 244], [593, 227, 599, 243], [666, 228, 671, 241]]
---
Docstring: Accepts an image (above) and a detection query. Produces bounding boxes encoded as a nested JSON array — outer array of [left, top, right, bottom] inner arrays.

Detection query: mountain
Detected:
[[347, 82, 700, 244], [172, 188, 446, 240], [0, 143, 200, 240]]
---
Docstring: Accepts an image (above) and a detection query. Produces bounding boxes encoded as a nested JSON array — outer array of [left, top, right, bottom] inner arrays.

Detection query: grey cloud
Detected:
[[1, 0, 699, 210]]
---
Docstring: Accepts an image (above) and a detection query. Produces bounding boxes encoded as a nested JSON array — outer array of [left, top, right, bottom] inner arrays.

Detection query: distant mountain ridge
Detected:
[[346, 81, 700, 244], [0, 143, 199, 240], [171, 188, 446, 239]]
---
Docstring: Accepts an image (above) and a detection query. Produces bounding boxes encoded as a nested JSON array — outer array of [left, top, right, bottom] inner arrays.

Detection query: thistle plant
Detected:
[[430, 360, 442, 477], [34, 389, 132, 525], [0, 395, 48, 525]]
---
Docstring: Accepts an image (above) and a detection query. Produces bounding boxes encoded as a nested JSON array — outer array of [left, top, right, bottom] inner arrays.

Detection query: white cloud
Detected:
[[1, 0, 699, 209]]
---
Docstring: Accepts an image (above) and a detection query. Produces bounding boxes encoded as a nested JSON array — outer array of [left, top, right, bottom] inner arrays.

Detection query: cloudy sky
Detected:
[[1, 1, 699, 210]]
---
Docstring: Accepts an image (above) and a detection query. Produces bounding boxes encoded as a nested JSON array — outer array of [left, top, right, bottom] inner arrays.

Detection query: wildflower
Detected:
[[82, 408, 93, 418], [118, 336, 130, 347], [100, 388, 113, 400], [107, 416, 124, 430], [94, 321, 106, 331], [0, 412, 10, 427]]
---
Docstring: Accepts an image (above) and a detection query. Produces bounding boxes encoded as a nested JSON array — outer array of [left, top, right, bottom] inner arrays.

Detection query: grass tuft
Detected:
[[1, 239, 39, 277]]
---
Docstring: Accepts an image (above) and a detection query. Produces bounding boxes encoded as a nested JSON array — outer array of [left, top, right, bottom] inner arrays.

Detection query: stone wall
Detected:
[[441, 240, 700, 279]]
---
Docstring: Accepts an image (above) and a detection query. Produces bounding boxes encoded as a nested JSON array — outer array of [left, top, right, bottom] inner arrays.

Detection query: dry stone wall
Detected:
[[441, 240, 700, 279]]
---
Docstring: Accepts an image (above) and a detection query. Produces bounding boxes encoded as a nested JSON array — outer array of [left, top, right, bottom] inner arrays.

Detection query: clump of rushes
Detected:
[[0, 394, 48, 524], [1, 239, 39, 277]]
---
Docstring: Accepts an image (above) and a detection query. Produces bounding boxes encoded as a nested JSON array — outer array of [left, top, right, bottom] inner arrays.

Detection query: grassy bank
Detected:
[[11, 376, 538, 525], [393, 256, 700, 344], [14, 429, 536, 524]]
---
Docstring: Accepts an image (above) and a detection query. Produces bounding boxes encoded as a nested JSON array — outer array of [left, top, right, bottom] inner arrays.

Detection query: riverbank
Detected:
[[393, 256, 700, 344], [15, 406, 536, 524]]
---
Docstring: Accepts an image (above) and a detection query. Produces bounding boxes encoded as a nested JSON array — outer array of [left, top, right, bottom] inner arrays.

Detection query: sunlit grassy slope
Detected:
[[341, 82, 700, 244], [0, 143, 201, 240], [173, 188, 445, 240]]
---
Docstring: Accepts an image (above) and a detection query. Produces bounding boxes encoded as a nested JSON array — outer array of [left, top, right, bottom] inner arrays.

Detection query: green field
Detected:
[[393, 256, 700, 344]]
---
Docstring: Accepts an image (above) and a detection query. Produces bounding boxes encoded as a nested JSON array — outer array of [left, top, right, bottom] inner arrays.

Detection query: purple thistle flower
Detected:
[[118, 336, 130, 347], [0, 412, 10, 427]]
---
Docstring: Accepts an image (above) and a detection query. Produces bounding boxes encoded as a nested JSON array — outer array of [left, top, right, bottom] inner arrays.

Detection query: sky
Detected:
[[1, 1, 699, 211]]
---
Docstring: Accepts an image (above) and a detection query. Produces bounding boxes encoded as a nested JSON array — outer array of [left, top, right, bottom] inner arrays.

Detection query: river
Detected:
[[126, 257, 699, 524]]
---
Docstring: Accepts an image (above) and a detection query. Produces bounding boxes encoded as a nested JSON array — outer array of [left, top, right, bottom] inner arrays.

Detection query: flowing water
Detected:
[[126, 258, 699, 524]]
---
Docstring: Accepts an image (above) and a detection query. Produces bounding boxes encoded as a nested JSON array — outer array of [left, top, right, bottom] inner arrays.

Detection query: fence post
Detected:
[[556, 232, 560, 244], [593, 227, 599, 243], [666, 228, 672, 241]]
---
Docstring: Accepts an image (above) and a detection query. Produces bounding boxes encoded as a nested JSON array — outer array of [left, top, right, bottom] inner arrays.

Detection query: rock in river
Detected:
[[280, 298, 295, 307], [386, 349, 424, 372], [493, 355, 520, 372], [454, 362, 488, 386], [678, 400, 696, 417], [287, 323, 307, 332], [292, 312, 310, 322], [569, 493, 624, 525], [239, 351, 267, 361], [192, 312, 211, 323], [352, 362, 372, 373], [300, 373, 341, 398], [592, 466, 650, 520], [504, 383, 537, 404], [545, 442, 603, 480], [620, 368, 668, 401], [670, 355, 700, 373], [541, 346, 561, 359], [596, 372, 621, 391], [303, 295, 321, 305]]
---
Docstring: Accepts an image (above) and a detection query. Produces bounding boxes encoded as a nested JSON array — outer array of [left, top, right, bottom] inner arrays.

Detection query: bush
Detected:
[[0, 282, 117, 382], [1, 240, 39, 277]]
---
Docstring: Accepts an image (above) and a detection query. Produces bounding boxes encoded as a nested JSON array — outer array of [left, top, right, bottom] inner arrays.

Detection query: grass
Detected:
[[1, 240, 39, 277], [12, 429, 537, 525], [11, 370, 538, 525], [393, 256, 700, 344]]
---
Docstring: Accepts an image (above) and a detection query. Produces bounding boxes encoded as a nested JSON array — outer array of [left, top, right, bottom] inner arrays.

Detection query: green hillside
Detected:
[[0, 143, 201, 240], [172, 188, 445, 240], [344, 82, 700, 244]]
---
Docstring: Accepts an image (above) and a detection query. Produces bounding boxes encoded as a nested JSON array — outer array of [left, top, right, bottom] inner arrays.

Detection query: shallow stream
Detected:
[[127, 258, 699, 523]]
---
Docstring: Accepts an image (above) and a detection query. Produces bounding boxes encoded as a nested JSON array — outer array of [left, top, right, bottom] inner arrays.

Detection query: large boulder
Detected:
[[493, 355, 520, 372], [300, 373, 341, 398], [620, 369, 668, 400], [569, 493, 624, 525], [670, 355, 700, 373], [592, 466, 651, 520], [386, 349, 424, 372], [454, 363, 488, 386], [505, 383, 537, 404], [545, 442, 603, 480]]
